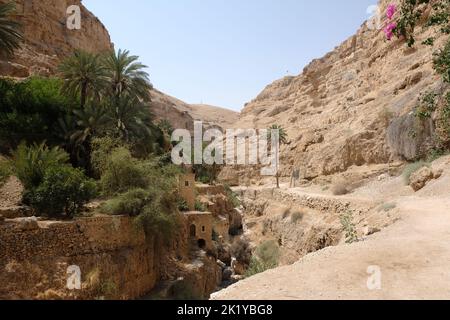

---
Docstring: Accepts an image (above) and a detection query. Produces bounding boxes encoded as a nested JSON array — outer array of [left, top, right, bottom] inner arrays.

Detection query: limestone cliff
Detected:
[[232, 0, 447, 182], [0, 0, 236, 131], [0, 0, 112, 77]]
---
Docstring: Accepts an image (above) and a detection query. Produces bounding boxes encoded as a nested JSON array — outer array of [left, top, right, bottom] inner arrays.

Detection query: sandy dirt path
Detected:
[[212, 195, 450, 300]]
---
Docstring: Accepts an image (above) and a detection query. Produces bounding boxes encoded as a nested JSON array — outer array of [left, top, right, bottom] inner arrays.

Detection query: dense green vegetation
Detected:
[[0, 25, 183, 239], [9, 143, 96, 218]]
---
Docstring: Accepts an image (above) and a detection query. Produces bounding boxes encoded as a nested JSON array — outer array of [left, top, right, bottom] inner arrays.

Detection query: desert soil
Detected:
[[212, 157, 450, 300]]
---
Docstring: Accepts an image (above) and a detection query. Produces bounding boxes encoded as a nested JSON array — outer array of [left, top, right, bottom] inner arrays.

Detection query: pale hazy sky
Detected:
[[84, 0, 376, 111]]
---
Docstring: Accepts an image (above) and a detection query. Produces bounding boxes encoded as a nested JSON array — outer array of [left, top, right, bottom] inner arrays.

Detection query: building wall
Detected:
[[0, 216, 157, 299], [185, 212, 213, 251], [179, 174, 196, 211]]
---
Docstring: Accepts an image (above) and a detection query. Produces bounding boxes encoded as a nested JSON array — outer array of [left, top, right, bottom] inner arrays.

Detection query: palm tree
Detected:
[[267, 124, 289, 188], [103, 49, 152, 101], [57, 105, 109, 166], [58, 50, 107, 108], [106, 95, 154, 141], [0, 2, 23, 57]]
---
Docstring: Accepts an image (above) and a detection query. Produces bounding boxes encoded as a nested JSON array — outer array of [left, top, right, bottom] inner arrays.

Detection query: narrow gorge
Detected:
[[1, 0, 450, 301]]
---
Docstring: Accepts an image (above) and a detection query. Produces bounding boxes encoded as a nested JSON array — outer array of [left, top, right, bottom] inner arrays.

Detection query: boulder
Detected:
[[222, 267, 233, 281], [18, 217, 39, 231], [410, 167, 434, 191]]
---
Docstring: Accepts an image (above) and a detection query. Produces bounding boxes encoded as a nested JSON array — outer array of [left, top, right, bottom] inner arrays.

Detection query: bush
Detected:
[[102, 188, 151, 216], [27, 166, 97, 218], [224, 184, 241, 208], [11, 142, 69, 190], [245, 258, 270, 277], [134, 199, 180, 243], [434, 39, 450, 83], [0, 160, 11, 187], [177, 197, 189, 212], [255, 240, 280, 267], [331, 180, 350, 196], [99, 147, 149, 195], [290, 210, 304, 223], [195, 200, 207, 212], [245, 240, 280, 277], [402, 161, 430, 185], [0, 77, 74, 151], [90, 136, 126, 178], [340, 211, 358, 244]]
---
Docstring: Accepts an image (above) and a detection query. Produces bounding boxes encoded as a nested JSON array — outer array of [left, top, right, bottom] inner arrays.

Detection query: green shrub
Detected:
[[340, 211, 358, 244], [134, 199, 180, 243], [255, 240, 280, 267], [402, 161, 430, 185], [245, 240, 280, 277], [102, 188, 151, 216], [90, 136, 126, 178], [434, 39, 450, 83], [415, 91, 438, 119], [99, 147, 149, 195], [177, 197, 189, 212], [245, 257, 271, 277], [195, 200, 207, 212], [0, 160, 11, 186], [224, 184, 241, 208], [11, 142, 69, 189], [290, 210, 304, 223], [0, 77, 74, 151], [27, 165, 97, 218]]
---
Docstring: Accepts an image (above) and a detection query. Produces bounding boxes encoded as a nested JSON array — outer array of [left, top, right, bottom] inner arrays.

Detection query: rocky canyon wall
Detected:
[[229, 0, 447, 182], [0, 0, 112, 77]]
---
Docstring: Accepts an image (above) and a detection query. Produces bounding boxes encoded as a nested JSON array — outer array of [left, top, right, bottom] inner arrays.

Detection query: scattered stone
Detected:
[[18, 217, 39, 231], [433, 169, 444, 180], [363, 226, 381, 236], [217, 260, 226, 269], [222, 267, 233, 281], [410, 167, 434, 191]]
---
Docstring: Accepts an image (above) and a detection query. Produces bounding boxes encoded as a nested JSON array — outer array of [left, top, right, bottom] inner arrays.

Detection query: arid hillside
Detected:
[[224, 0, 448, 184], [150, 90, 239, 131]]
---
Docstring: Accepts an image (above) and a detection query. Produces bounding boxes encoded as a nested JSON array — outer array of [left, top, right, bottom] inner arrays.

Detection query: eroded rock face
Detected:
[[0, 0, 112, 77], [223, 0, 447, 183]]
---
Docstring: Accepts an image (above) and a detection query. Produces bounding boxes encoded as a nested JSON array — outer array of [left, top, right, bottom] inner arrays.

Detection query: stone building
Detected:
[[179, 173, 196, 211], [185, 211, 213, 251]]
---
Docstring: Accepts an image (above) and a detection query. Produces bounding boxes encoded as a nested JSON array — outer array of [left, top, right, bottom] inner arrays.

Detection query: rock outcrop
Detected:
[[0, 0, 237, 131], [224, 0, 448, 183], [0, 0, 112, 77]]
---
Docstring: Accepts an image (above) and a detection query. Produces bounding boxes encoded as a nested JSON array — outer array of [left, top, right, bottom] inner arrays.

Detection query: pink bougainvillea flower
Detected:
[[386, 3, 397, 20], [384, 22, 397, 40]]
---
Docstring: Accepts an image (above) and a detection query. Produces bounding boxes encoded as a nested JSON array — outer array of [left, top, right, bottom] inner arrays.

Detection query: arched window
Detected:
[[190, 224, 196, 237]]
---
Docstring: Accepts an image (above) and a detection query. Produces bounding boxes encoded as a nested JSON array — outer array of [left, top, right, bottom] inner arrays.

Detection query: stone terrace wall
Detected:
[[0, 215, 158, 300]]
